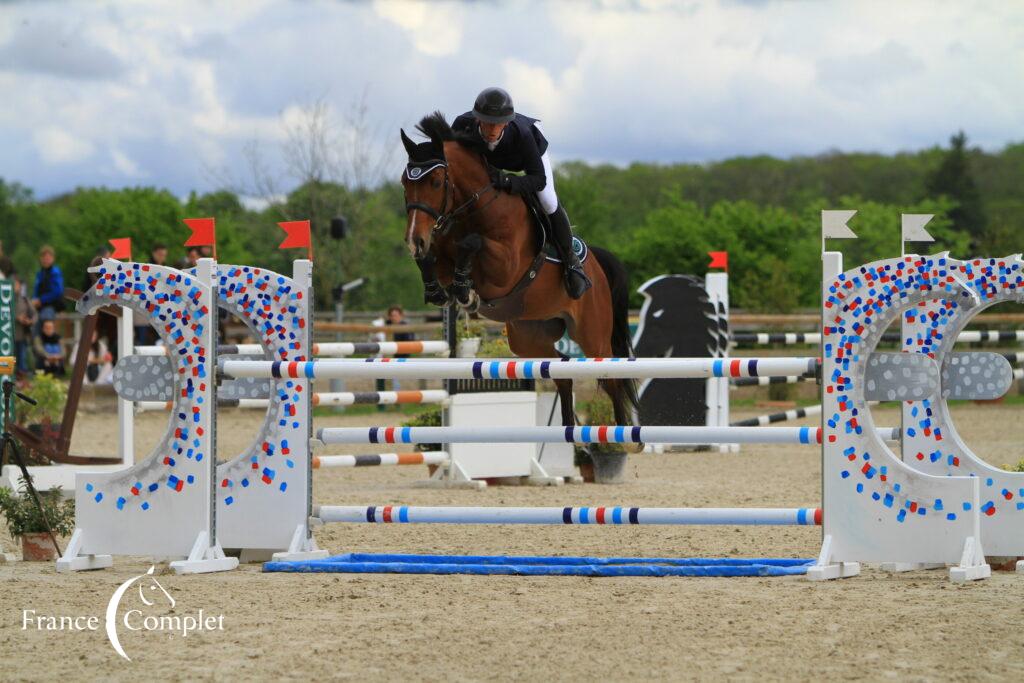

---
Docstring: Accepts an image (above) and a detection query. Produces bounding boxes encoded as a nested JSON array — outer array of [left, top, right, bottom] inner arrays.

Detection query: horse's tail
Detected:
[[590, 246, 641, 418]]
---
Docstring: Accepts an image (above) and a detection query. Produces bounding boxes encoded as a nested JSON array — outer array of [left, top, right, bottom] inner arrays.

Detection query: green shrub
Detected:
[[0, 481, 76, 538]]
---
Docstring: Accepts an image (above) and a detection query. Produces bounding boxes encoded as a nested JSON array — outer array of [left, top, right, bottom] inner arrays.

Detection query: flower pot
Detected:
[[21, 532, 59, 561], [457, 337, 481, 358], [591, 450, 628, 484]]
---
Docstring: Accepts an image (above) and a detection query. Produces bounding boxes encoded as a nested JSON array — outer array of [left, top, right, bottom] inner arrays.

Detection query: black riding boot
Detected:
[[549, 204, 591, 299]]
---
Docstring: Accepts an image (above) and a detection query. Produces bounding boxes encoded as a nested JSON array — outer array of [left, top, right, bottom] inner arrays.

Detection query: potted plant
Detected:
[[455, 318, 488, 357], [17, 371, 67, 458], [0, 481, 75, 561], [405, 407, 443, 473], [575, 395, 629, 484]]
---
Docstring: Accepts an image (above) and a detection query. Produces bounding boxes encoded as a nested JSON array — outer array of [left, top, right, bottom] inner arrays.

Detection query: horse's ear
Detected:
[[400, 128, 417, 156]]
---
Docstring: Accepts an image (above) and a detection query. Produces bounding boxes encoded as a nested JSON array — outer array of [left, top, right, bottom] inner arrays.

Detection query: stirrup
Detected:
[[564, 265, 592, 299]]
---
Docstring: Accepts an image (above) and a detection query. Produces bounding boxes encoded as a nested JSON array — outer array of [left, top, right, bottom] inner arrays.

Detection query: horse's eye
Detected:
[[432, 179, 442, 188]]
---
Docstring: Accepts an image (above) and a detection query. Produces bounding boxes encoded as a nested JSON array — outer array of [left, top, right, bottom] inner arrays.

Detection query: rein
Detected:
[[405, 161, 499, 238]]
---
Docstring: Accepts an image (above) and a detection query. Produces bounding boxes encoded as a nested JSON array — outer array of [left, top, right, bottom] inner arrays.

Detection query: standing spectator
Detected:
[[81, 246, 111, 292], [32, 245, 65, 332], [150, 243, 168, 266], [13, 273, 37, 380], [180, 246, 201, 270], [34, 316, 66, 377]]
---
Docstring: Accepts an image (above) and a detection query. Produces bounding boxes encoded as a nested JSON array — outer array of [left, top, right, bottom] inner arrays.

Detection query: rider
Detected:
[[452, 87, 592, 299]]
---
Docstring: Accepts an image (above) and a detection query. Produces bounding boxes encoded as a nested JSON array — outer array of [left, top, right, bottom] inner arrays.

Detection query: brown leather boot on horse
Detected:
[[399, 112, 641, 451], [549, 204, 592, 299]]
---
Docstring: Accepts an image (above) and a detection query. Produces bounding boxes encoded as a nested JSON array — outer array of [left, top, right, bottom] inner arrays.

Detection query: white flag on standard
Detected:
[[821, 210, 858, 239], [902, 214, 935, 243]]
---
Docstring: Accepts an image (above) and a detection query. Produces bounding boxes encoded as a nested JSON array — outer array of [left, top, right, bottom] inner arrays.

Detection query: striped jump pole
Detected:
[[731, 374, 817, 387], [313, 390, 448, 406], [136, 390, 449, 412], [317, 425, 827, 445], [319, 424, 901, 446], [731, 330, 1024, 346], [312, 451, 449, 469], [730, 405, 822, 427], [314, 505, 823, 526], [222, 357, 820, 381], [134, 340, 451, 358]]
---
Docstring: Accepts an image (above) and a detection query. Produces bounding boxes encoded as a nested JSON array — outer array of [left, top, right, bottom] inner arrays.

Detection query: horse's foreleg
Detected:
[[415, 254, 450, 307], [452, 233, 483, 306], [553, 378, 576, 428]]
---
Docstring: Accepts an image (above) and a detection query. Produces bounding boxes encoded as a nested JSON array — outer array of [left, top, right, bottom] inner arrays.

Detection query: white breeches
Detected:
[[537, 152, 558, 214]]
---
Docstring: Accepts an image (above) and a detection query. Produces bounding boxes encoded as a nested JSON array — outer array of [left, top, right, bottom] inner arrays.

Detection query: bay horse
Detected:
[[399, 112, 640, 445]]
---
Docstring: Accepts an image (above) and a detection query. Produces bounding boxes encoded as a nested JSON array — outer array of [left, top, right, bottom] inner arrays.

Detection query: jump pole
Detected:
[[313, 452, 449, 469], [316, 424, 900, 445], [222, 357, 819, 381], [314, 505, 823, 526]]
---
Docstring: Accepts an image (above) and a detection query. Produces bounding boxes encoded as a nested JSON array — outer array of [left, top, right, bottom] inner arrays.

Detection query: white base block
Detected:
[[806, 535, 861, 581], [947, 537, 990, 583], [269, 524, 330, 562], [1, 552, 16, 563], [414, 460, 487, 490], [1017, 560, 1024, 574], [167, 532, 238, 575], [55, 529, 114, 572]]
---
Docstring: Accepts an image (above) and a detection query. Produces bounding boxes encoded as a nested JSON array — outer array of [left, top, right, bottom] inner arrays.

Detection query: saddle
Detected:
[[521, 192, 589, 265]]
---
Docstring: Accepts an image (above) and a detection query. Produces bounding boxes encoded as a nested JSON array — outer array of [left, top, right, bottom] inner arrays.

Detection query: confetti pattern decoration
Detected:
[[901, 255, 1024, 556], [820, 252, 988, 570], [205, 263, 314, 553], [71, 260, 216, 558]]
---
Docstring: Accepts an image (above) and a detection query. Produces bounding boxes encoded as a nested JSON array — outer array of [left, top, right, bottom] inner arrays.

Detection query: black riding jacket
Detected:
[[452, 112, 548, 195]]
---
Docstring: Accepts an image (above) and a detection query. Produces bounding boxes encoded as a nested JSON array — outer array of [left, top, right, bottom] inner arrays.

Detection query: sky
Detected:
[[0, 0, 1021, 201]]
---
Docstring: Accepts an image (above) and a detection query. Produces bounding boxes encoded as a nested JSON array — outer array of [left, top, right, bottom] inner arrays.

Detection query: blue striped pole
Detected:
[[314, 505, 823, 526], [222, 357, 819, 381]]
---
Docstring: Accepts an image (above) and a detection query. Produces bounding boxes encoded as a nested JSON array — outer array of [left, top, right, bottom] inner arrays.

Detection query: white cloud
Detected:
[[0, 0, 1020, 199], [32, 127, 94, 164], [111, 149, 144, 177], [372, 0, 464, 57]]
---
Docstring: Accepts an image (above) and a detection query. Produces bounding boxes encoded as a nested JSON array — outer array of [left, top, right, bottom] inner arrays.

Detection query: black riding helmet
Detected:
[[472, 87, 514, 124]]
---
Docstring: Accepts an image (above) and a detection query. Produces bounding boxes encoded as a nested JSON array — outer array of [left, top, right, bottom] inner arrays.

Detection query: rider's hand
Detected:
[[491, 169, 515, 193]]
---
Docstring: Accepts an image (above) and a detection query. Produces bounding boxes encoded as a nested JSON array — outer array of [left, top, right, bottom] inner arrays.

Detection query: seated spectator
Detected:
[[72, 328, 114, 385], [34, 317, 66, 377], [13, 274, 37, 379]]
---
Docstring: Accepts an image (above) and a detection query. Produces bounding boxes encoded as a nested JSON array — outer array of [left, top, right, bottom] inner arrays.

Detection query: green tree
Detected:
[[925, 131, 987, 250]]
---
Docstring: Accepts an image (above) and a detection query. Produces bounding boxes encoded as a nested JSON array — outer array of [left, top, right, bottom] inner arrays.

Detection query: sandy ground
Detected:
[[2, 399, 1024, 682]]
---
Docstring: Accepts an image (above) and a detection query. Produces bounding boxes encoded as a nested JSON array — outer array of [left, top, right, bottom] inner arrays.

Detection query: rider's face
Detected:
[[479, 121, 507, 144]]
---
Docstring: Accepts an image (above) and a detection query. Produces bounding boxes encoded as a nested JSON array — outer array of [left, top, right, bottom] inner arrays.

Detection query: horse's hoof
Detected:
[[424, 287, 451, 307], [461, 291, 481, 314], [623, 442, 644, 454]]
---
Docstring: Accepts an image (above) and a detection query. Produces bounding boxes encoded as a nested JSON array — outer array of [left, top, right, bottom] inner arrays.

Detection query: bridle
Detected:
[[404, 159, 498, 238]]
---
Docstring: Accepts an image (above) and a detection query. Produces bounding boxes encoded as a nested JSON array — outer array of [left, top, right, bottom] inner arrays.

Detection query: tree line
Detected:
[[1, 132, 1018, 312]]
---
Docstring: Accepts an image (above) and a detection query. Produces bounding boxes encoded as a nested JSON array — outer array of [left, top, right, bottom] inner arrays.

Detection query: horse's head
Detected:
[[400, 112, 492, 259], [400, 117, 450, 259]]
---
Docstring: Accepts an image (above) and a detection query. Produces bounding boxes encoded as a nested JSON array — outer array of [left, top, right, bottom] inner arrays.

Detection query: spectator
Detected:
[[34, 316, 66, 377], [81, 246, 111, 292], [180, 246, 201, 270], [72, 328, 114, 385], [150, 243, 168, 266], [134, 243, 170, 346], [381, 305, 416, 393], [13, 273, 37, 379], [32, 245, 65, 332]]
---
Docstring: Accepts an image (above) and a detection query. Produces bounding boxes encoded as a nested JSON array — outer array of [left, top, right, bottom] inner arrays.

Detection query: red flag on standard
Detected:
[[278, 220, 312, 250], [109, 238, 132, 261], [708, 251, 728, 271], [183, 217, 216, 246]]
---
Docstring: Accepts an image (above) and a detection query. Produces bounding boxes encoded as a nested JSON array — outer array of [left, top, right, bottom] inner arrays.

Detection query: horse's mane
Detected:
[[415, 111, 488, 155]]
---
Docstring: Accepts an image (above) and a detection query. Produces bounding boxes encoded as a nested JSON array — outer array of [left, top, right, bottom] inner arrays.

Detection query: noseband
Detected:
[[405, 160, 497, 238]]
